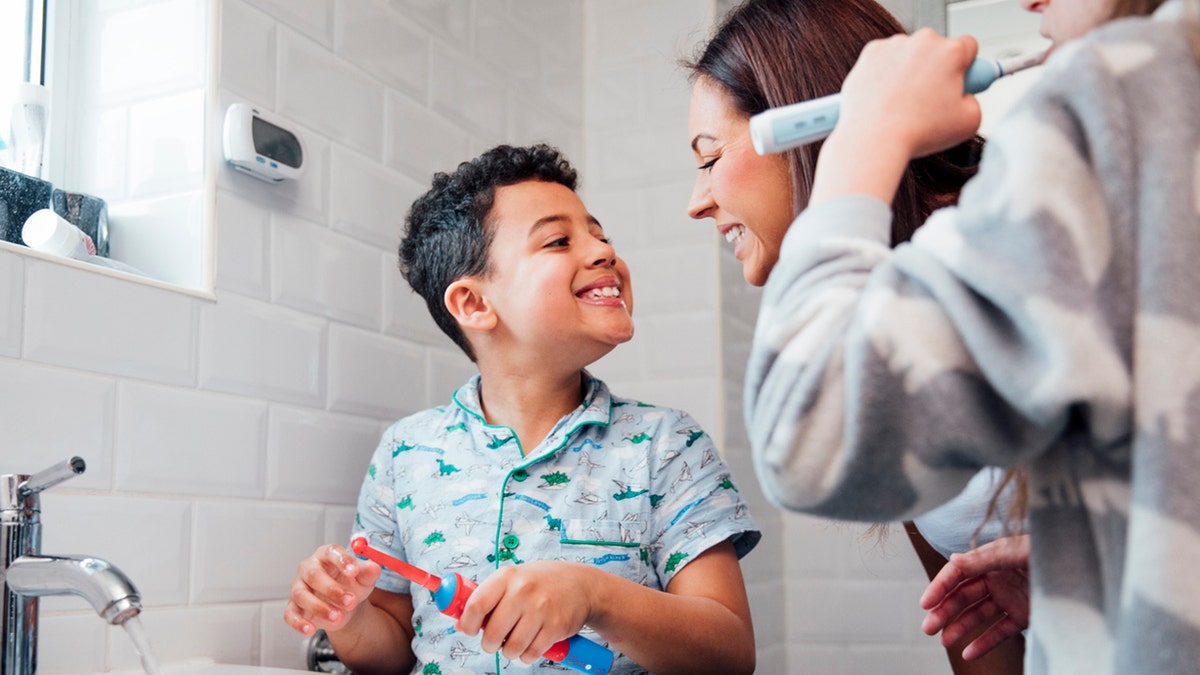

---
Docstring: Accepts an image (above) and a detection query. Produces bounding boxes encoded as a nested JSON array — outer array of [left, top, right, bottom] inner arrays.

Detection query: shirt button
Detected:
[[512, 469, 528, 481], [502, 534, 520, 549]]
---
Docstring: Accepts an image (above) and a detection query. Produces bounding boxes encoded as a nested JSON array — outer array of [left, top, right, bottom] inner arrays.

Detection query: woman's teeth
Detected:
[[583, 286, 621, 299], [725, 225, 746, 246]]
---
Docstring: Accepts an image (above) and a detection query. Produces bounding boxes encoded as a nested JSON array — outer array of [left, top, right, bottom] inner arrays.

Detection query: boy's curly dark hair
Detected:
[[399, 144, 579, 361]]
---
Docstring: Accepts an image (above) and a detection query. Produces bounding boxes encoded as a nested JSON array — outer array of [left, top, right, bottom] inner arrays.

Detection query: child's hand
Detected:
[[838, 29, 982, 160], [454, 561, 597, 665], [284, 544, 382, 636]]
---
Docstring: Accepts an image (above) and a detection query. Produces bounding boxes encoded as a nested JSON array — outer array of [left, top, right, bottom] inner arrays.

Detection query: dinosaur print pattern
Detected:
[[353, 373, 760, 674]]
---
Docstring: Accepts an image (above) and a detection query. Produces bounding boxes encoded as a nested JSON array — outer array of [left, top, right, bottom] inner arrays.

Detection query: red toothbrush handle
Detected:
[[435, 573, 613, 674], [349, 536, 441, 592]]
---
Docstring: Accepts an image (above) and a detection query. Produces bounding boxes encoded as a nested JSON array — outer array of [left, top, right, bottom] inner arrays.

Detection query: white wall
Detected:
[[1, 0, 994, 673], [4, 0, 580, 670]]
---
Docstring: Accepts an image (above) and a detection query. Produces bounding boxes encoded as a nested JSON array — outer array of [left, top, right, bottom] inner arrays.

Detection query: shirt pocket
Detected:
[[559, 519, 651, 585]]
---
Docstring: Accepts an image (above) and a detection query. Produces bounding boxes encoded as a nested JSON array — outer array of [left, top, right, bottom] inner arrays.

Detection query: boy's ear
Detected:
[[444, 278, 497, 333]]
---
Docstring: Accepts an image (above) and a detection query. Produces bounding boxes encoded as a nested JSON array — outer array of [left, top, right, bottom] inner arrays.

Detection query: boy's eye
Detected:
[[698, 157, 718, 171], [546, 236, 569, 247]]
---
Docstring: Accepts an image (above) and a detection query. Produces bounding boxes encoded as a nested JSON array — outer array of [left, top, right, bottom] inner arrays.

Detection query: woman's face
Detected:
[[1020, 0, 1110, 45], [687, 76, 795, 287]]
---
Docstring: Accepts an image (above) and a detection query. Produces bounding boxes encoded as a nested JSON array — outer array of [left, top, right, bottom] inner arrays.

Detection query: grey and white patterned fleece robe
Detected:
[[745, 3, 1200, 673]]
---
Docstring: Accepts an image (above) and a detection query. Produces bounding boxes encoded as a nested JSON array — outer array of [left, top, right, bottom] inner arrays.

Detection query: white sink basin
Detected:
[[94, 659, 313, 675]]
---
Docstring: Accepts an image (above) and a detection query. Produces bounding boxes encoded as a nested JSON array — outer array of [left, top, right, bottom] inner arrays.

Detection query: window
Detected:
[[0, 0, 216, 294], [1, 0, 46, 150], [0, 0, 45, 86]]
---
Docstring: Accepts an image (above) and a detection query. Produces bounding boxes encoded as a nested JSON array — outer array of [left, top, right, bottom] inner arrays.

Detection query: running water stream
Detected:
[[121, 615, 162, 675]]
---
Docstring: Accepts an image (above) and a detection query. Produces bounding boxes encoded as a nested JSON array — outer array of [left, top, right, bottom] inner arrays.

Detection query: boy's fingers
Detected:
[[324, 545, 359, 578], [353, 558, 383, 586], [287, 581, 343, 627], [283, 602, 317, 636], [298, 558, 357, 611], [498, 616, 541, 663], [458, 571, 509, 636], [519, 629, 560, 666]]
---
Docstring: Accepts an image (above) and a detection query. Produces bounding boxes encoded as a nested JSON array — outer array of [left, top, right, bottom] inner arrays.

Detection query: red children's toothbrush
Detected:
[[350, 537, 614, 674]]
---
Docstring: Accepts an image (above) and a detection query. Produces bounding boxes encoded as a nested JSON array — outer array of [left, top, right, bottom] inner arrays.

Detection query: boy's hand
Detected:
[[455, 561, 597, 665], [838, 29, 982, 160], [285, 544, 382, 636]]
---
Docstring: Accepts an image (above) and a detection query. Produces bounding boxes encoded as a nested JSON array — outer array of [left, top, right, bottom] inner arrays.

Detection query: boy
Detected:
[[285, 144, 760, 674]]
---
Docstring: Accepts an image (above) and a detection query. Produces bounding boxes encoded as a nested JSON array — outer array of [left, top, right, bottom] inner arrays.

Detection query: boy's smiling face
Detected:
[[471, 179, 634, 367]]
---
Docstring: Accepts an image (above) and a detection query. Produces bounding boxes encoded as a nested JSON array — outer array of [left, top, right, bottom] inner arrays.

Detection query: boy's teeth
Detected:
[[585, 286, 619, 299], [725, 225, 746, 244]]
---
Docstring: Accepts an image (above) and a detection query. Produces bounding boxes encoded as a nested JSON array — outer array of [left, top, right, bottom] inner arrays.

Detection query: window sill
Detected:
[[1, 239, 216, 301]]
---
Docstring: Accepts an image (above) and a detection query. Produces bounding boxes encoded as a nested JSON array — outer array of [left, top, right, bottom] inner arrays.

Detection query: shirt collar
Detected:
[[451, 371, 613, 442]]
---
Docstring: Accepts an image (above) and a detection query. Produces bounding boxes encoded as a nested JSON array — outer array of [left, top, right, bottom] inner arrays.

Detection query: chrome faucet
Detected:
[[2, 457, 143, 675]]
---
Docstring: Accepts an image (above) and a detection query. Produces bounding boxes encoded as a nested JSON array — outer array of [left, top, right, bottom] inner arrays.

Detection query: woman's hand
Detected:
[[454, 561, 597, 665], [920, 534, 1031, 660], [284, 544, 382, 636]]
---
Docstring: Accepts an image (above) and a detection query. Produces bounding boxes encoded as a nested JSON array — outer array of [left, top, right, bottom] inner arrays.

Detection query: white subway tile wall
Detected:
[[220, 0, 277, 107], [190, 501, 325, 604], [270, 213, 385, 329], [327, 323, 427, 419], [0, 252, 22, 356], [383, 89, 473, 180], [23, 260, 199, 384], [0, 361, 116, 492], [278, 33, 386, 158], [40, 494, 193, 609], [198, 294, 327, 408], [259, 600, 307, 670], [335, 2, 429, 100], [382, 263, 447, 346], [329, 145, 425, 251], [2, 0, 961, 672], [115, 382, 267, 498], [30, 615, 106, 673], [266, 406, 380, 503], [214, 191, 272, 299], [107, 604, 263, 670]]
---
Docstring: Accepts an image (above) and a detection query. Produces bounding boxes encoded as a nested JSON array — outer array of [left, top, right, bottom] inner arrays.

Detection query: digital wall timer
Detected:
[[222, 103, 306, 183]]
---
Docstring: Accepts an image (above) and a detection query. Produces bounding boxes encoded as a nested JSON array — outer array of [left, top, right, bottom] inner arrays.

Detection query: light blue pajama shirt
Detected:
[[354, 373, 760, 675]]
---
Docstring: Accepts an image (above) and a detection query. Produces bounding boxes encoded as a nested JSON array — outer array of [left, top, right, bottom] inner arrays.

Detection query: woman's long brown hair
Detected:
[[684, 0, 984, 246]]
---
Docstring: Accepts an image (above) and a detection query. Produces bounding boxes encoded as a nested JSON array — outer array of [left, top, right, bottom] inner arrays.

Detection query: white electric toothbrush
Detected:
[[749, 49, 1048, 155]]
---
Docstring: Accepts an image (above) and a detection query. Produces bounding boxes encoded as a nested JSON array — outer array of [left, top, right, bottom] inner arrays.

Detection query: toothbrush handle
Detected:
[[750, 56, 1009, 155], [435, 573, 615, 675], [963, 58, 1002, 94], [749, 93, 840, 155]]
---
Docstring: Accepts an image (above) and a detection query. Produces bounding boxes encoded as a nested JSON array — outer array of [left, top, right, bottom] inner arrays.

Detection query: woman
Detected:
[[744, 0, 1199, 671], [684, 1, 1022, 673]]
